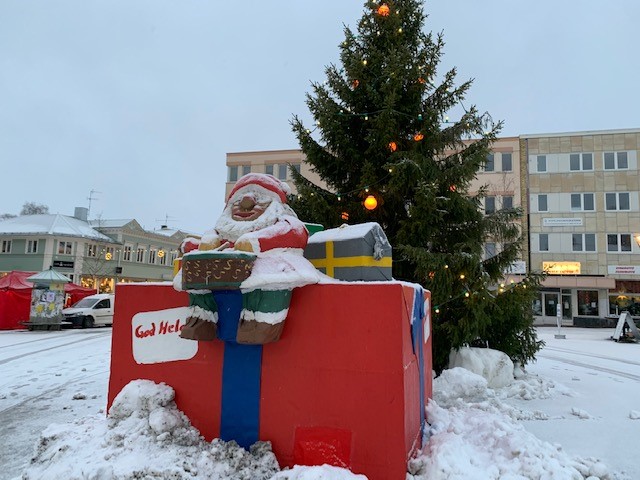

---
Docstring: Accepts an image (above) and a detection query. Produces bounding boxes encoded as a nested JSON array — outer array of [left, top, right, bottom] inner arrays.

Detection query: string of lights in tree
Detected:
[[430, 267, 526, 314]]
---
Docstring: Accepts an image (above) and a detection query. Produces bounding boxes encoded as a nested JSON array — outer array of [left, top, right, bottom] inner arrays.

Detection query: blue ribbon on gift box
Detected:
[[410, 286, 426, 429], [213, 290, 262, 449]]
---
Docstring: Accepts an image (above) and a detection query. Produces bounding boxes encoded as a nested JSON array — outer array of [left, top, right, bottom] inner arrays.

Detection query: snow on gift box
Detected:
[[107, 173, 432, 479]]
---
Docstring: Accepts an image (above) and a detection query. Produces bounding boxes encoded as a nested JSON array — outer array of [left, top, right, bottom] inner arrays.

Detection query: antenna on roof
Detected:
[[155, 214, 177, 230], [87, 190, 101, 218]]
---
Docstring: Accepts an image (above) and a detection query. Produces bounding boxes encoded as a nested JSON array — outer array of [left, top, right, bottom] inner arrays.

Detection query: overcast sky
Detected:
[[1, 1, 638, 234]]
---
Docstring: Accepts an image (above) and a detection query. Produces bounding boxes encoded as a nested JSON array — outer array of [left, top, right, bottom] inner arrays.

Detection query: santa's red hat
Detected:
[[227, 173, 291, 204]]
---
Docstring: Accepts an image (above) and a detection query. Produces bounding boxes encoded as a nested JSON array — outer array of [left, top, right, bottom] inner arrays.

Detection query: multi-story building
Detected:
[[0, 207, 190, 292], [225, 128, 640, 325], [523, 129, 640, 325], [225, 150, 323, 199]]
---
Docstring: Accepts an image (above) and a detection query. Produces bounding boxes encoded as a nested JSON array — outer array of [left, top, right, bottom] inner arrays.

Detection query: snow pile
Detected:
[[406, 358, 616, 480], [449, 346, 514, 388], [20, 380, 281, 480], [18, 380, 366, 480]]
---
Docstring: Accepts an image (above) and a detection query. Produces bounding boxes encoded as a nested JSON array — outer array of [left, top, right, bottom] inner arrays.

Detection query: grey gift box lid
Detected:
[[304, 222, 392, 281]]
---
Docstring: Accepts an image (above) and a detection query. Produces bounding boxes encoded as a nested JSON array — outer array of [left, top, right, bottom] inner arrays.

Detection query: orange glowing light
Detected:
[[377, 4, 390, 16], [413, 132, 424, 141], [341, 211, 350, 221], [364, 195, 378, 210], [388, 141, 397, 152]]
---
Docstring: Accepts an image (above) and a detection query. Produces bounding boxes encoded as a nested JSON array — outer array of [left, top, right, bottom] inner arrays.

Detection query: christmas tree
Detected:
[[289, 0, 543, 373]]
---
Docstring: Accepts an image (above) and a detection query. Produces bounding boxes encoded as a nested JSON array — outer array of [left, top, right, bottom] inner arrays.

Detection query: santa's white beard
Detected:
[[214, 200, 298, 242]]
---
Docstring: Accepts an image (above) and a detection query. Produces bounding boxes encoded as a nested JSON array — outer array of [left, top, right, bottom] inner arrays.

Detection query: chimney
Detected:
[[74, 207, 89, 222]]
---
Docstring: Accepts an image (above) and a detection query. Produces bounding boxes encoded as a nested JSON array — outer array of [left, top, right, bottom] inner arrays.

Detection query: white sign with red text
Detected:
[[132, 307, 198, 364]]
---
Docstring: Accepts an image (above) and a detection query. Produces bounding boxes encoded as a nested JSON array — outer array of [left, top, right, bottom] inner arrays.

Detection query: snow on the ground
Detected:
[[0, 326, 638, 480]]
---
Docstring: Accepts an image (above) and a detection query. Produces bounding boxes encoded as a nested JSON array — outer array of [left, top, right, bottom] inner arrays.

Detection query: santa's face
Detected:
[[230, 194, 271, 222]]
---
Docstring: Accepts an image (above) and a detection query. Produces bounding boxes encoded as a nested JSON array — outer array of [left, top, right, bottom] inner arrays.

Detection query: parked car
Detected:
[[62, 293, 115, 328]]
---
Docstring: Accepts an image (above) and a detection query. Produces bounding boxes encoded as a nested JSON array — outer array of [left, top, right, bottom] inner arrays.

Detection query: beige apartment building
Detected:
[[226, 128, 640, 325], [225, 150, 323, 199], [523, 129, 640, 325]]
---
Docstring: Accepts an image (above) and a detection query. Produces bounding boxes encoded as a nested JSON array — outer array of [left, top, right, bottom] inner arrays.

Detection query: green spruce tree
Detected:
[[290, 0, 543, 373]]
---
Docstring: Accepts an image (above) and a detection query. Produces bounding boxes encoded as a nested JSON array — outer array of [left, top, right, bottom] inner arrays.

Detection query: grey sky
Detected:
[[1, 1, 638, 234]]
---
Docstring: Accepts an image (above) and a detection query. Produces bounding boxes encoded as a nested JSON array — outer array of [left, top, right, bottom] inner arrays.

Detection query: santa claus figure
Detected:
[[175, 173, 321, 343]]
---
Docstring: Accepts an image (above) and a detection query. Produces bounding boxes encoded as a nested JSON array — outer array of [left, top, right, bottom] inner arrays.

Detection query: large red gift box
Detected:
[[108, 282, 432, 480]]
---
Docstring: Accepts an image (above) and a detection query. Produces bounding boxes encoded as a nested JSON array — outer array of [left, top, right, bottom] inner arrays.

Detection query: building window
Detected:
[[228, 165, 250, 182], [26, 240, 38, 254], [572, 233, 596, 252], [266, 163, 299, 180], [1, 240, 11, 253], [607, 234, 632, 252], [484, 154, 494, 172], [605, 192, 630, 211], [569, 153, 593, 171], [538, 194, 548, 212], [123, 245, 132, 262], [228, 165, 238, 182], [158, 249, 167, 265], [485, 196, 496, 214], [539, 234, 549, 252], [104, 247, 115, 260], [277, 164, 287, 180], [604, 151, 629, 170], [501, 153, 512, 172], [537, 155, 546, 172], [58, 241, 73, 255], [87, 244, 97, 257], [570, 193, 594, 211], [484, 242, 496, 258], [577, 290, 598, 316], [149, 249, 157, 264], [136, 247, 145, 262], [502, 195, 513, 210]]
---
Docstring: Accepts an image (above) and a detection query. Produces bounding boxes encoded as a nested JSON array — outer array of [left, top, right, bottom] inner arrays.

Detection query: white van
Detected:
[[62, 293, 115, 328]]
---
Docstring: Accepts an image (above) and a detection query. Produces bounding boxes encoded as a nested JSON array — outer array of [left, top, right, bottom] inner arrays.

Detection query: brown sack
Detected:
[[180, 317, 218, 341], [236, 319, 285, 345]]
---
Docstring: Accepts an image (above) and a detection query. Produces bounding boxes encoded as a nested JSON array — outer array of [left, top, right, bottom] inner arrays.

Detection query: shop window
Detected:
[[609, 294, 640, 316], [577, 290, 598, 316], [532, 293, 543, 316]]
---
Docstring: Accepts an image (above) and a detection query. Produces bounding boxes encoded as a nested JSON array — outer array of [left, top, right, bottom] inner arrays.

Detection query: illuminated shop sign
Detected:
[[543, 262, 581, 275]]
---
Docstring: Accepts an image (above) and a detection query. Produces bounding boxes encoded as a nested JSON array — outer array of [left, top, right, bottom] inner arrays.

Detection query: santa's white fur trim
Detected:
[[241, 308, 288, 325], [188, 306, 218, 324]]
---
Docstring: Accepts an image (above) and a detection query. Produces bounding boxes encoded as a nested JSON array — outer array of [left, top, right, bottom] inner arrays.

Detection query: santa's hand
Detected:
[[234, 239, 254, 252], [199, 238, 222, 251]]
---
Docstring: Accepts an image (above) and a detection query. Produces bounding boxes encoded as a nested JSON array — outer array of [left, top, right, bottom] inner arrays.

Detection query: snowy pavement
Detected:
[[0, 326, 638, 479]]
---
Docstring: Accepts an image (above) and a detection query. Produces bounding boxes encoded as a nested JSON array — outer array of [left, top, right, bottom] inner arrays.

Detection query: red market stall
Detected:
[[0, 271, 96, 330]]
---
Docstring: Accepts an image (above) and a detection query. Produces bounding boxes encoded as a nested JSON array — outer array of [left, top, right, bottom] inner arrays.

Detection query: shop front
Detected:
[[533, 275, 616, 326]]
